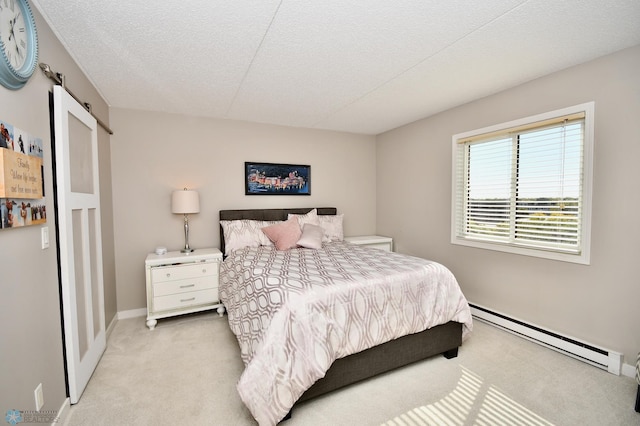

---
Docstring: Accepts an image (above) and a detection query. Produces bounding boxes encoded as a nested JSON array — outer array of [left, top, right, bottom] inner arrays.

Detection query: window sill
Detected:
[[451, 237, 590, 265]]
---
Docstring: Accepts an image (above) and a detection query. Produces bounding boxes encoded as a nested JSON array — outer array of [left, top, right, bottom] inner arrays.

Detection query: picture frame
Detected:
[[245, 162, 310, 195], [1, 118, 46, 229]]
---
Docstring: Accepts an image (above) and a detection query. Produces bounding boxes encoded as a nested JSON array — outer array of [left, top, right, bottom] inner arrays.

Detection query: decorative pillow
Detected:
[[288, 208, 320, 230], [220, 219, 279, 255], [261, 217, 302, 251], [296, 223, 324, 249], [318, 214, 344, 242]]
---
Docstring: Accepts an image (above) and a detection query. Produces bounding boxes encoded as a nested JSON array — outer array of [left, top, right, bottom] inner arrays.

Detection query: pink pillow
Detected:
[[261, 217, 302, 251]]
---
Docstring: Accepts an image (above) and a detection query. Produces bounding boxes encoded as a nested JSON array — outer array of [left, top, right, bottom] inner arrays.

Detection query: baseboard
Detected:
[[621, 363, 637, 379], [106, 314, 118, 341], [55, 397, 70, 426], [117, 308, 146, 320], [470, 303, 623, 375]]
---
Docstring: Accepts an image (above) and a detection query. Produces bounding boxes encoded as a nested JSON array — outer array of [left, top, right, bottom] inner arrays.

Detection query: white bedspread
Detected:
[[219, 241, 472, 425]]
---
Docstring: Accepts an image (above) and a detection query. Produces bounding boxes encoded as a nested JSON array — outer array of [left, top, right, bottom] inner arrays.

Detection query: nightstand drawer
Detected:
[[153, 288, 218, 312], [152, 277, 215, 297], [151, 261, 218, 283]]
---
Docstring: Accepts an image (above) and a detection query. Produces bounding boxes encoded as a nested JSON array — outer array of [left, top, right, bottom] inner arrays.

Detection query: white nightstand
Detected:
[[344, 235, 393, 252], [145, 248, 224, 330]]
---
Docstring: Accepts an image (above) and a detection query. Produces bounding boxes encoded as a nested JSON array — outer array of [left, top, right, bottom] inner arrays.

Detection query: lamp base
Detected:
[[181, 214, 194, 253]]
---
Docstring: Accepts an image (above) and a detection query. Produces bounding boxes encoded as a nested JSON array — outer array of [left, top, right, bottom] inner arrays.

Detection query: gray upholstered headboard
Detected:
[[219, 207, 337, 256]]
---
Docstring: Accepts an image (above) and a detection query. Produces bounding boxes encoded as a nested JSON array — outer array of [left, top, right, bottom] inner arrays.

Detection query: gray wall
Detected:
[[109, 108, 377, 312], [377, 45, 640, 365], [0, 6, 116, 417]]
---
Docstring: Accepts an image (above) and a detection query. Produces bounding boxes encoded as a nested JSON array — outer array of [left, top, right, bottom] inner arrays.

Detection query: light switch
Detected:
[[41, 227, 49, 249]]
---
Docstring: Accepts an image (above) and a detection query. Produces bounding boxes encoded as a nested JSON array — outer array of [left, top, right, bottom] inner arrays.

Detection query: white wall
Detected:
[[376, 45, 640, 365], [110, 109, 377, 312]]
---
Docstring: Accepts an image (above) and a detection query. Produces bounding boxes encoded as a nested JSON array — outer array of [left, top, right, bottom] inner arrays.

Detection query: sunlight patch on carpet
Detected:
[[382, 367, 554, 426]]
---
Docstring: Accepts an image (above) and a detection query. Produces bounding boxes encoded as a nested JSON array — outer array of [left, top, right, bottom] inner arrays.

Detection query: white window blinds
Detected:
[[452, 103, 594, 264]]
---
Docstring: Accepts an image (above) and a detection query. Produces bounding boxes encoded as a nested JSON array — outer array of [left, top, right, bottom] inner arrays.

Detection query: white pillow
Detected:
[[288, 208, 320, 230], [296, 223, 324, 249], [220, 219, 279, 255], [318, 214, 344, 242]]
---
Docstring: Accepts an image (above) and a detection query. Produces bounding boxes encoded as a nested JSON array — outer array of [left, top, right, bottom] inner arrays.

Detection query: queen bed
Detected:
[[218, 207, 472, 425]]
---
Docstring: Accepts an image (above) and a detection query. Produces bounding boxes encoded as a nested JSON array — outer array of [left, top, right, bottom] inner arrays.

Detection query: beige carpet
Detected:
[[62, 313, 638, 426]]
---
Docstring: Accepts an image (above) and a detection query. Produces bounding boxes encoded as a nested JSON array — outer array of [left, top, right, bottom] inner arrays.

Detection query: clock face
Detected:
[[0, 0, 29, 70], [0, 0, 38, 90]]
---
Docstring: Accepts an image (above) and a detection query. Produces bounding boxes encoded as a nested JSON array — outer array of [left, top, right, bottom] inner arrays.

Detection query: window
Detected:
[[451, 103, 594, 264]]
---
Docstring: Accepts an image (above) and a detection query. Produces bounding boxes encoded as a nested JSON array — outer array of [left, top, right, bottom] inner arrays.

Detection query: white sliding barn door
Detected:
[[53, 86, 106, 404]]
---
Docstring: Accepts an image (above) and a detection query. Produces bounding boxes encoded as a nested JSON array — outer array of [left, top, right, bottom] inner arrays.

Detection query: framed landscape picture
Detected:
[[245, 162, 310, 195]]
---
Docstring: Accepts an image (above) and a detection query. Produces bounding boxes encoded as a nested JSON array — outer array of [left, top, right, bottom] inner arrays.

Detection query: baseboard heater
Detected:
[[470, 303, 622, 375]]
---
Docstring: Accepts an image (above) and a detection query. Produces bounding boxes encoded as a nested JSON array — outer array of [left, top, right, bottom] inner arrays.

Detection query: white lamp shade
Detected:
[[171, 189, 200, 214]]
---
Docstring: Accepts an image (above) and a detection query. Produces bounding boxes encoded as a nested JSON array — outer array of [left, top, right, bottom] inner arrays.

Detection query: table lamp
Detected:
[[171, 188, 200, 253]]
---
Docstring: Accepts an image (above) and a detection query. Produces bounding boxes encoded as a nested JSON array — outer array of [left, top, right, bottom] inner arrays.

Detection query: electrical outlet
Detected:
[[34, 383, 44, 411]]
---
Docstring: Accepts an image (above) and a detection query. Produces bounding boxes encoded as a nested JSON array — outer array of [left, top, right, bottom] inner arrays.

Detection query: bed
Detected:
[[218, 207, 472, 425]]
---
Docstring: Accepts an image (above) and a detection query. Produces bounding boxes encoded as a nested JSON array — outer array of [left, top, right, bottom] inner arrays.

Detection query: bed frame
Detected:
[[219, 207, 462, 418]]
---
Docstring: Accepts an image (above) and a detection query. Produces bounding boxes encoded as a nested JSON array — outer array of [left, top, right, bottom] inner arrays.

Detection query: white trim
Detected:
[[622, 363, 637, 379], [450, 238, 590, 264], [117, 308, 147, 320], [55, 397, 70, 426], [471, 303, 622, 375], [451, 102, 595, 265], [105, 314, 118, 341]]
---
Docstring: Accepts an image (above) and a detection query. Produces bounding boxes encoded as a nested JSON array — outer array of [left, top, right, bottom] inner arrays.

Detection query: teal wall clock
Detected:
[[0, 0, 38, 90]]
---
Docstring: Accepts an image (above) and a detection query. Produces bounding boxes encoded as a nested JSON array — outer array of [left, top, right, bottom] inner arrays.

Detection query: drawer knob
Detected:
[[180, 284, 195, 289], [166, 273, 171, 278], [180, 297, 196, 303]]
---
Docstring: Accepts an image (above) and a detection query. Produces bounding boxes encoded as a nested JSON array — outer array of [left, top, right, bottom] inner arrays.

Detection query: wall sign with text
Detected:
[[0, 119, 46, 229]]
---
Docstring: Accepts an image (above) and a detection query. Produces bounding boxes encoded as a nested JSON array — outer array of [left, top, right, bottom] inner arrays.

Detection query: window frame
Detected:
[[450, 102, 594, 265]]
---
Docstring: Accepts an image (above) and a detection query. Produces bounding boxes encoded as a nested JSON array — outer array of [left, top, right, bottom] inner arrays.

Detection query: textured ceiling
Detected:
[[31, 0, 640, 135]]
